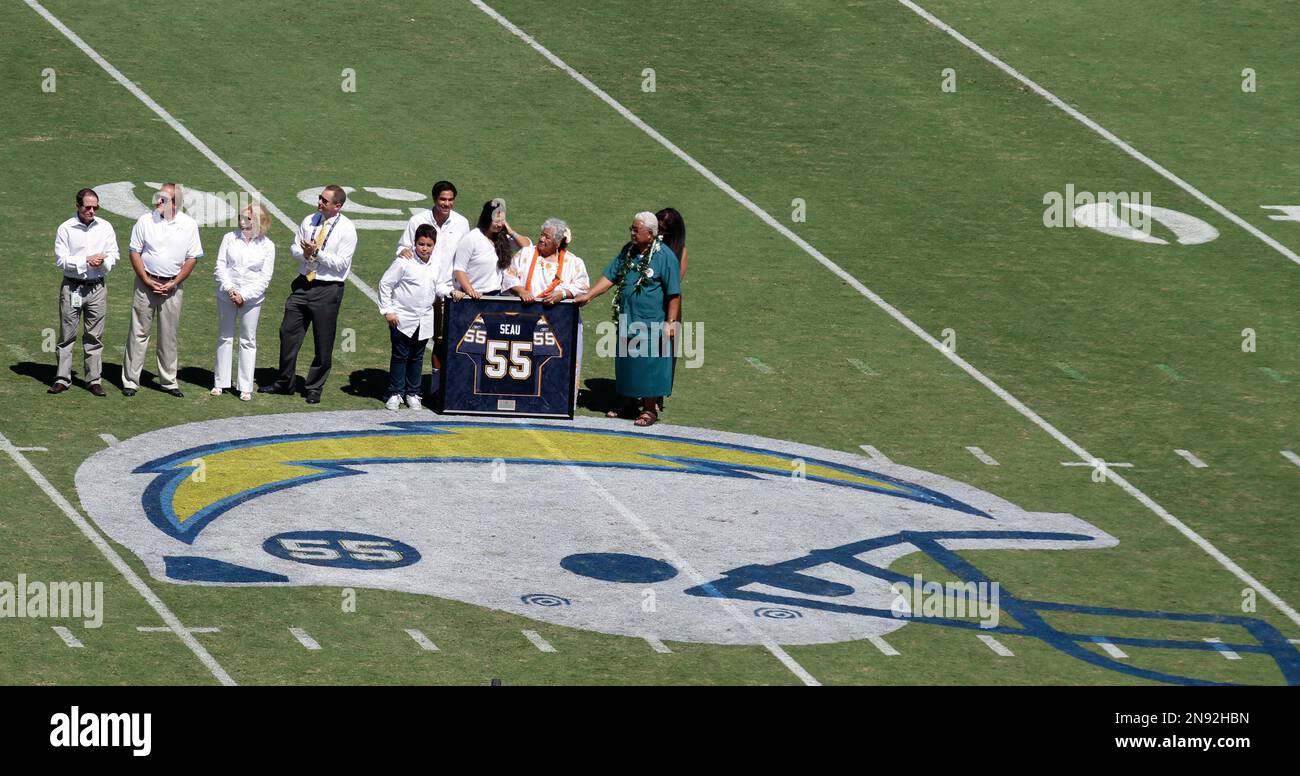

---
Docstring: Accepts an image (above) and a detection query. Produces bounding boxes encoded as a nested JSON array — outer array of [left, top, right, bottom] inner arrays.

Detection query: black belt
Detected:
[[63, 277, 104, 287], [298, 275, 343, 286], [146, 272, 177, 282]]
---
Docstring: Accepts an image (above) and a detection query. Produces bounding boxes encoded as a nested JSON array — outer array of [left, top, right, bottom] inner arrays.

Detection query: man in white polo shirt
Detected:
[[394, 180, 467, 289], [122, 182, 202, 397], [50, 187, 118, 396]]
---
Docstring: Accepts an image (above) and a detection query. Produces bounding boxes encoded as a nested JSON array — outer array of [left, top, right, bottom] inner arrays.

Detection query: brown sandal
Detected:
[[634, 409, 658, 427]]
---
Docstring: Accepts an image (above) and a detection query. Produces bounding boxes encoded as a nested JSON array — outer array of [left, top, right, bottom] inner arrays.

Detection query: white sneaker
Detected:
[[239, 392, 252, 402], [210, 387, 223, 396], [405, 394, 423, 410], [385, 395, 402, 411]]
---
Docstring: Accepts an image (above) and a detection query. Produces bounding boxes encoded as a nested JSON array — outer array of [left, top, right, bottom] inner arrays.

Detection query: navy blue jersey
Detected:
[[454, 311, 563, 397]]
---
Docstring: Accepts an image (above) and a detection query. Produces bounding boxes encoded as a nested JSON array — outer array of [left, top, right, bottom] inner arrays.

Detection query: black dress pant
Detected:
[[274, 276, 345, 394]]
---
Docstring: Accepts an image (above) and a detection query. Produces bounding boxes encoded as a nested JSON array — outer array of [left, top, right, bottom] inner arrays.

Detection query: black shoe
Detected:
[[167, 388, 185, 398], [121, 388, 137, 397], [47, 382, 70, 394], [258, 384, 290, 395], [305, 392, 321, 404], [89, 384, 106, 397]]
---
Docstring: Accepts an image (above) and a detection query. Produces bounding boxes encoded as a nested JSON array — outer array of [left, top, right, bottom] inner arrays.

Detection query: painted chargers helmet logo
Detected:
[[76, 413, 1300, 685]]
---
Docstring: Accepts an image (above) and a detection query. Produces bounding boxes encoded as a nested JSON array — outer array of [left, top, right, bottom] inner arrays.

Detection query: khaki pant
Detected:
[[56, 279, 108, 385], [122, 276, 184, 390]]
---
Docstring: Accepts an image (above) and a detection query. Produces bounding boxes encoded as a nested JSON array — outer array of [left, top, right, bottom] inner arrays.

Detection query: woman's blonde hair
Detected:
[[247, 202, 271, 238]]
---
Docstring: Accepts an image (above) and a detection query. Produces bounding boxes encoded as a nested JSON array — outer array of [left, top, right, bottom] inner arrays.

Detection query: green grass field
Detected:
[[1, 0, 1297, 685]]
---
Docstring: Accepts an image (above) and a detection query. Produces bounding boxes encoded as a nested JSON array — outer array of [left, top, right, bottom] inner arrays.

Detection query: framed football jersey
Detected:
[[437, 295, 579, 418]]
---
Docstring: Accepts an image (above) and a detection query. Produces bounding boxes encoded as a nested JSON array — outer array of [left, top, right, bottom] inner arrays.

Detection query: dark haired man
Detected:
[[394, 180, 469, 382]]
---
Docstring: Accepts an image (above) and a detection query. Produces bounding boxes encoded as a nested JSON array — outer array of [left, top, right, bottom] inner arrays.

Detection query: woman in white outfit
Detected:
[[504, 217, 589, 407], [451, 198, 530, 299], [212, 203, 274, 400]]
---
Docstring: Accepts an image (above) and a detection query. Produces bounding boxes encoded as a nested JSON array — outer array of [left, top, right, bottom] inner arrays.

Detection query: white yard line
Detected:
[[858, 445, 893, 464], [867, 635, 900, 656], [0, 432, 235, 684], [1092, 637, 1129, 660], [470, 0, 1300, 630], [978, 634, 1015, 657], [644, 635, 672, 654], [965, 446, 1000, 466], [289, 627, 321, 650], [1061, 461, 1132, 468], [405, 628, 440, 652], [137, 626, 220, 634], [895, 0, 1300, 267], [52, 626, 84, 648], [98, 433, 120, 447], [1174, 449, 1208, 469], [522, 629, 556, 653], [1281, 451, 1300, 469], [23, 0, 379, 304], [1203, 637, 1241, 660]]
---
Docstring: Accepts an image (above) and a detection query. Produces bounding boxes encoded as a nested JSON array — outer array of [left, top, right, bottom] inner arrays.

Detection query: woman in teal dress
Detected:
[[576, 212, 681, 426]]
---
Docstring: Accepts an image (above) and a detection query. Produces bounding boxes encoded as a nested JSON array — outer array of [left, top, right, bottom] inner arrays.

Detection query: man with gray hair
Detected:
[[575, 212, 681, 426], [50, 187, 118, 396], [122, 182, 202, 397]]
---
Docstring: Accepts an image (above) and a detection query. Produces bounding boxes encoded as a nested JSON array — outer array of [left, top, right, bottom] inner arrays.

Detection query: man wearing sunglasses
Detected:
[[122, 182, 203, 398], [260, 184, 356, 404], [50, 188, 119, 396]]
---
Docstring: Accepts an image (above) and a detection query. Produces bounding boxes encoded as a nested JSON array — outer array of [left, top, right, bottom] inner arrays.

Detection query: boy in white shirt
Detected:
[[378, 224, 439, 410]]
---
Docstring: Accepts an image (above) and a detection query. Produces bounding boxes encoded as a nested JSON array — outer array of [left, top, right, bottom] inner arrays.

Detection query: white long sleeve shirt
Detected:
[[129, 210, 202, 277], [290, 212, 356, 281], [504, 246, 590, 299], [54, 214, 119, 280], [394, 209, 469, 298], [213, 231, 275, 301], [378, 254, 439, 338]]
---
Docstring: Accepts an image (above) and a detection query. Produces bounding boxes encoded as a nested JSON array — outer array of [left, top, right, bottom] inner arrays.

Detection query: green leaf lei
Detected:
[[610, 236, 661, 322]]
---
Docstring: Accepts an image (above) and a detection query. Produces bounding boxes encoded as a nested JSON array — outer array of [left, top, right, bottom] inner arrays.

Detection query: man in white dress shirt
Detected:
[[394, 180, 467, 293], [394, 180, 467, 380], [51, 188, 118, 396], [122, 182, 202, 398], [261, 184, 357, 404]]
